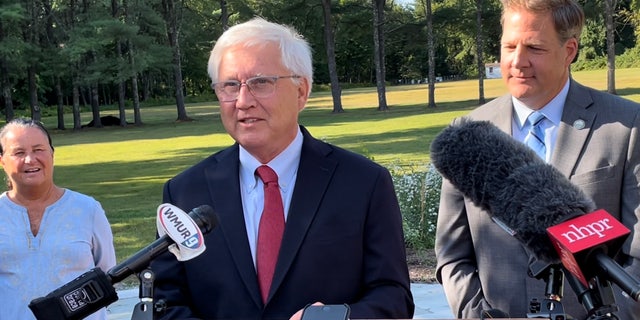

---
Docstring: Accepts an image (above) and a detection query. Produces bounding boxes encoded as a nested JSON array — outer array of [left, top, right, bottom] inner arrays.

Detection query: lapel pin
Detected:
[[573, 119, 586, 130]]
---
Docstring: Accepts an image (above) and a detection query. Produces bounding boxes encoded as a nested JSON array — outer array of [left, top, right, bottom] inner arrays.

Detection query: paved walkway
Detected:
[[106, 283, 453, 319]]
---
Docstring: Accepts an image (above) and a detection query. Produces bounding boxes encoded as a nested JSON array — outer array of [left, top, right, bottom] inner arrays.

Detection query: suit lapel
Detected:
[[204, 130, 338, 305], [550, 80, 595, 177], [492, 96, 515, 134], [268, 128, 337, 301], [205, 145, 263, 306], [474, 94, 513, 134], [490, 82, 595, 178]]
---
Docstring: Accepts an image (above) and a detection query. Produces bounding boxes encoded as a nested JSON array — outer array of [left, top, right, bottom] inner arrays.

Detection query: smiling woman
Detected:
[[0, 118, 117, 320]]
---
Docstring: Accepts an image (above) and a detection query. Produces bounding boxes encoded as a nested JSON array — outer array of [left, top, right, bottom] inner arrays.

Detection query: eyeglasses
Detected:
[[212, 75, 301, 102]]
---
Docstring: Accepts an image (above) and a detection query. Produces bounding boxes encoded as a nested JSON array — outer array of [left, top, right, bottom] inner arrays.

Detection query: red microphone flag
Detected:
[[547, 209, 630, 286]]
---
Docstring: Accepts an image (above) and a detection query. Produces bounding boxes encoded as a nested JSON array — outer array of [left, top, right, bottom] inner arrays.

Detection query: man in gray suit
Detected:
[[435, 0, 640, 319]]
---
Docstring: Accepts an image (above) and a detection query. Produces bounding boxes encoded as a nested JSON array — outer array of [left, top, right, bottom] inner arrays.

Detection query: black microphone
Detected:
[[430, 118, 640, 301], [28, 205, 218, 320], [430, 118, 593, 262]]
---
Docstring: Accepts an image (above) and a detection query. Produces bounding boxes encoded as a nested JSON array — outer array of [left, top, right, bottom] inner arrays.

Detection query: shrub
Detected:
[[390, 162, 442, 250]]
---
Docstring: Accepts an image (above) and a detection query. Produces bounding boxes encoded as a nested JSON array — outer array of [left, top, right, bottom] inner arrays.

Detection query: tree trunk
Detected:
[[2, 85, 13, 122], [220, 0, 229, 30], [56, 78, 65, 130], [116, 39, 127, 126], [117, 41, 128, 126], [425, 0, 436, 108], [0, 45, 14, 121], [23, 0, 41, 121], [163, 0, 190, 121], [69, 0, 82, 131], [113, 0, 127, 126], [1, 79, 14, 122], [605, 0, 617, 94], [172, 47, 188, 120], [142, 71, 150, 101], [121, 0, 142, 125], [475, 0, 486, 105], [28, 65, 41, 121], [128, 41, 143, 125], [322, 0, 343, 113], [372, 0, 388, 111], [131, 73, 142, 125], [73, 83, 82, 130], [91, 84, 103, 128]]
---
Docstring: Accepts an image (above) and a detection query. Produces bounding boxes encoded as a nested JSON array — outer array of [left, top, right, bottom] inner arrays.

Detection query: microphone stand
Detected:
[[564, 272, 620, 320], [130, 268, 155, 320], [527, 262, 620, 319], [527, 263, 569, 320]]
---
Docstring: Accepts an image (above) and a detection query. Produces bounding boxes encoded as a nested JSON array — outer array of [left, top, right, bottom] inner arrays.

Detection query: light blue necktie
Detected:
[[525, 111, 546, 160]]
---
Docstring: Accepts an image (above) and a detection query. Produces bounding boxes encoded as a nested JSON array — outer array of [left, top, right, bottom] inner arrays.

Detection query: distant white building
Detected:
[[485, 63, 501, 79]]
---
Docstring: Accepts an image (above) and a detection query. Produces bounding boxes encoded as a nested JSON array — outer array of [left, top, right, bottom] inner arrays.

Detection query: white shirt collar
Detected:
[[239, 128, 303, 192]]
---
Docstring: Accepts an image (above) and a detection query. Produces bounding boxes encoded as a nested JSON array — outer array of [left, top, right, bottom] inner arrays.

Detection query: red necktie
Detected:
[[255, 165, 285, 303]]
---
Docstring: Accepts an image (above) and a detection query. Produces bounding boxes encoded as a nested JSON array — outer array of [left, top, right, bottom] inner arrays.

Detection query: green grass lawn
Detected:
[[5, 68, 639, 284]]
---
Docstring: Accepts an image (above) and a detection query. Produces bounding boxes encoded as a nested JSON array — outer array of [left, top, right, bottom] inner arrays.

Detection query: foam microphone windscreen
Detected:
[[430, 118, 595, 262]]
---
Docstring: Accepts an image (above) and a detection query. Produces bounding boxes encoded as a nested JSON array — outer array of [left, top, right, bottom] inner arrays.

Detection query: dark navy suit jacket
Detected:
[[150, 126, 414, 320]]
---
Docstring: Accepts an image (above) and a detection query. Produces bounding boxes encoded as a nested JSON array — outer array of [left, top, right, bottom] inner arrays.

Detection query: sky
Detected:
[[394, 0, 415, 7]]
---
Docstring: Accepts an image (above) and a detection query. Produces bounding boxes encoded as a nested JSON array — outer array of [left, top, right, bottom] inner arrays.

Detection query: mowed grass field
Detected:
[[4, 68, 639, 282]]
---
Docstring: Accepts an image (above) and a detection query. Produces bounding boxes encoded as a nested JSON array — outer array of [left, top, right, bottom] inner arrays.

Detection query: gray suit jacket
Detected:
[[435, 79, 640, 319]]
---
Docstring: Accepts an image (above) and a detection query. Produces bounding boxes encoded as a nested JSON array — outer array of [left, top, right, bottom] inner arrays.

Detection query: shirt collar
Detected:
[[513, 78, 570, 129], [239, 128, 303, 191]]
